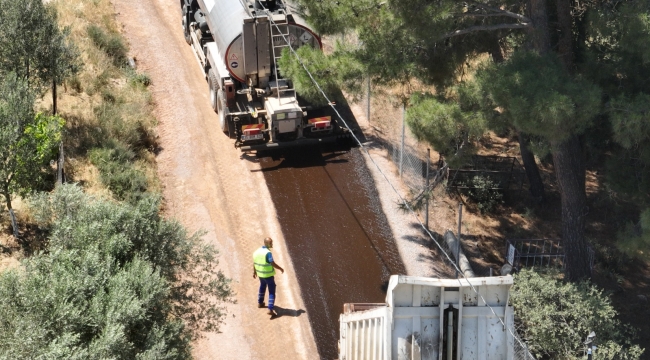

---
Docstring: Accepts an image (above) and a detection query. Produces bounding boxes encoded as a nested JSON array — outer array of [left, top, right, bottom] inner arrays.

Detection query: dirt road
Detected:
[[112, 1, 414, 359], [112, 1, 318, 358]]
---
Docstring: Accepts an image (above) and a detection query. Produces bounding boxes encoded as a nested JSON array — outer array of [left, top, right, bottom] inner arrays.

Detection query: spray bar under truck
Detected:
[[180, 0, 348, 151]]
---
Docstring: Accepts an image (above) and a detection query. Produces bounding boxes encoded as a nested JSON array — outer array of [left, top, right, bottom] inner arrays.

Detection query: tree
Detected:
[[0, 185, 233, 358], [0, 0, 81, 108], [511, 269, 644, 359], [474, 51, 601, 280], [291, 0, 650, 281], [0, 74, 36, 213], [0, 74, 63, 233]]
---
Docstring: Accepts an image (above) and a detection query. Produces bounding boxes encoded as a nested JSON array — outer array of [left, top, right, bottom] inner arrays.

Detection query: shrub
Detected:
[[128, 71, 152, 87], [89, 142, 148, 202], [0, 185, 234, 358], [511, 269, 644, 360], [465, 175, 503, 213], [87, 24, 128, 66]]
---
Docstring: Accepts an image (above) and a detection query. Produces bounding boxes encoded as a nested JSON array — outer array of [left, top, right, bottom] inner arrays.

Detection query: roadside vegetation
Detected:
[[285, 0, 650, 357], [0, 0, 233, 358]]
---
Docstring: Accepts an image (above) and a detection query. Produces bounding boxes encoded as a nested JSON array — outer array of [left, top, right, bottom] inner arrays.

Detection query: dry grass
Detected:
[[1, 0, 161, 266], [48, 0, 159, 196]]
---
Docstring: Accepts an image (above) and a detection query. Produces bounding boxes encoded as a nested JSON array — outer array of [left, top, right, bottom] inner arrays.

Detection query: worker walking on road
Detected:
[[253, 237, 284, 317]]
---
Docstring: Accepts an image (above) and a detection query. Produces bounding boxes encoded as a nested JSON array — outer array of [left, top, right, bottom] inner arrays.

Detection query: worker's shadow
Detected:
[[270, 306, 306, 320]]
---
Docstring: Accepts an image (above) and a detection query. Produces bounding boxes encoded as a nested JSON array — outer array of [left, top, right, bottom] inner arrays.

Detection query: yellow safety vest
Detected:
[[253, 247, 275, 278]]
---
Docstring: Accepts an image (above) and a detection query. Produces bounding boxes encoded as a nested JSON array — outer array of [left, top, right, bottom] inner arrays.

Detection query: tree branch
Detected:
[[457, 12, 521, 18], [439, 23, 531, 41], [469, 3, 532, 23]]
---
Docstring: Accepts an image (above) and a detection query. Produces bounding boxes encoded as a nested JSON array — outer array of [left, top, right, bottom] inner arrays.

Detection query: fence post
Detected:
[[456, 203, 463, 278], [399, 104, 405, 177], [425, 148, 430, 229], [366, 76, 371, 123], [57, 142, 64, 185], [9, 209, 18, 238]]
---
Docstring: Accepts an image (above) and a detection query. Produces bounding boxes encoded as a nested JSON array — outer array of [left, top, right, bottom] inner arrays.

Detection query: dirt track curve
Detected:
[[113, 1, 405, 358]]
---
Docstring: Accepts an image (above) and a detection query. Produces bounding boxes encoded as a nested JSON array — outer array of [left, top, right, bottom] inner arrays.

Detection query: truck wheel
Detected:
[[208, 69, 219, 113], [217, 88, 230, 136], [182, 5, 192, 45]]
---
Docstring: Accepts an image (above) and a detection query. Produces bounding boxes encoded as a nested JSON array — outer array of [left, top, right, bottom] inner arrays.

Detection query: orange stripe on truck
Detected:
[[308, 116, 331, 129], [242, 123, 264, 135]]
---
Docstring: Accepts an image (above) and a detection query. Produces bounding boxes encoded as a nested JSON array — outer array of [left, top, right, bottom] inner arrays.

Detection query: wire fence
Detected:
[[356, 77, 538, 360], [506, 238, 596, 276], [513, 326, 536, 360]]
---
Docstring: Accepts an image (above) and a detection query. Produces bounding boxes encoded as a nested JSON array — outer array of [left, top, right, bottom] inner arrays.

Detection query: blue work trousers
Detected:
[[258, 276, 276, 310]]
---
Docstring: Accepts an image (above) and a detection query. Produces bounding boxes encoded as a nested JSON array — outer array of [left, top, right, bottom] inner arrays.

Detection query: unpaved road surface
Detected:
[[113, 1, 317, 358], [112, 0, 421, 359]]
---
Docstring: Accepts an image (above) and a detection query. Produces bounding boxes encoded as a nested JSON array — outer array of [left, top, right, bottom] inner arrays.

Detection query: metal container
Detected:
[[197, 0, 320, 84], [339, 275, 516, 360]]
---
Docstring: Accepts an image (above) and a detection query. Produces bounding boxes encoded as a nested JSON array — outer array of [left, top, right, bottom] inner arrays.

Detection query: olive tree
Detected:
[[0, 185, 233, 358], [0, 0, 80, 110]]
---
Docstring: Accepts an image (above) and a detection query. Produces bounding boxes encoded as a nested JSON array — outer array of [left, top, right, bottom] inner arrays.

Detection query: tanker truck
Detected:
[[180, 0, 346, 151]]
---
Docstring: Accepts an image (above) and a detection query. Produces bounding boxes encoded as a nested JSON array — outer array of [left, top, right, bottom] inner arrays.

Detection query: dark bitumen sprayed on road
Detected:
[[258, 146, 406, 359]]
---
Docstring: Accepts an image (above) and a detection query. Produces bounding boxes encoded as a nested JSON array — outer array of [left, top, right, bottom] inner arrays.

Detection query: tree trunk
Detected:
[[527, 0, 590, 280], [2, 183, 11, 212], [527, 0, 552, 54], [552, 135, 591, 281], [556, 0, 574, 71], [517, 131, 546, 202]]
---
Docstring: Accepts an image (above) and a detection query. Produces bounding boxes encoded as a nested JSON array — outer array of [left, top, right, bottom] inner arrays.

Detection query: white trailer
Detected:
[[339, 275, 515, 360]]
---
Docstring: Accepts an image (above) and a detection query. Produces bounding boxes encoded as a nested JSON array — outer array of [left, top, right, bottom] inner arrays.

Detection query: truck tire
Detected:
[[208, 69, 219, 113], [182, 5, 192, 45], [217, 88, 230, 136]]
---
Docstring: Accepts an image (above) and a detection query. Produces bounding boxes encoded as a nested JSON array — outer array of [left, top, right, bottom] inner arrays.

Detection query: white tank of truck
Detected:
[[180, 0, 345, 151]]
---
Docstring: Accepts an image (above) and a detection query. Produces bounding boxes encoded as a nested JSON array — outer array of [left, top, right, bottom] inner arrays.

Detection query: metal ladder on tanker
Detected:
[[269, 12, 296, 104]]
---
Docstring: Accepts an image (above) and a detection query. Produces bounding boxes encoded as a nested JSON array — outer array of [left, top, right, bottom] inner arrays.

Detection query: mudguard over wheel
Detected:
[[182, 5, 192, 45]]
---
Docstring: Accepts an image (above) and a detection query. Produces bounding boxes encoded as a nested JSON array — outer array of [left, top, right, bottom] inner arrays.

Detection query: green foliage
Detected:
[[609, 93, 650, 150], [585, 2, 650, 96], [606, 94, 650, 202], [128, 71, 152, 87], [476, 51, 601, 143], [617, 208, 650, 260], [89, 141, 148, 203], [294, 0, 523, 87], [87, 24, 128, 66], [512, 269, 644, 360], [23, 112, 65, 165], [0, 184, 234, 358], [406, 92, 487, 163], [278, 46, 362, 106], [0, 73, 58, 211], [93, 93, 154, 150], [0, 0, 80, 90], [464, 176, 503, 214]]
